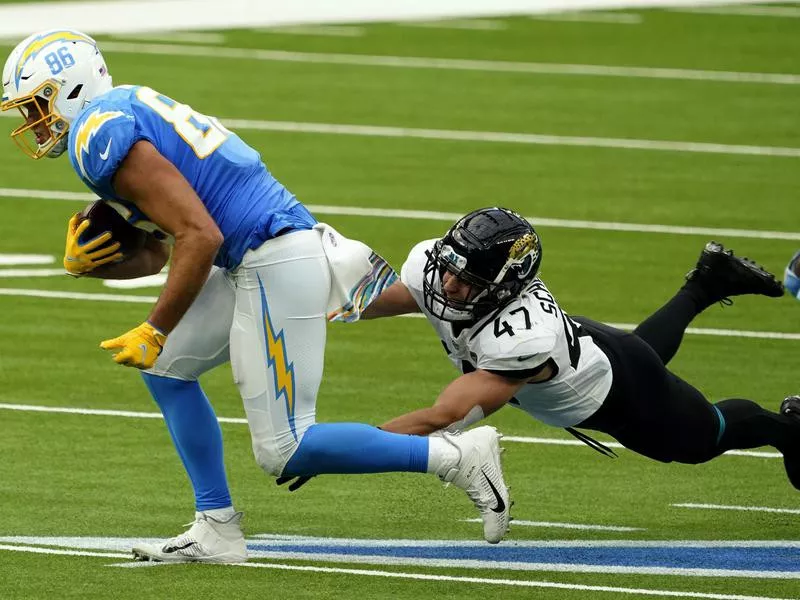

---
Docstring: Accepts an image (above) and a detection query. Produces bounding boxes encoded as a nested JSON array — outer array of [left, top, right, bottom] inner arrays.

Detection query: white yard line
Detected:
[[673, 6, 800, 18], [109, 32, 227, 44], [3, 187, 799, 242], [0, 543, 129, 559], [529, 11, 643, 23], [257, 25, 366, 37], [222, 119, 800, 158], [672, 503, 800, 515], [0, 402, 781, 459], [94, 41, 800, 86], [398, 19, 508, 30], [0, 254, 54, 266], [232, 561, 800, 594], [0, 287, 797, 347], [461, 518, 645, 531], [2, 111, 799, 159], [0, 268, 66, 278]]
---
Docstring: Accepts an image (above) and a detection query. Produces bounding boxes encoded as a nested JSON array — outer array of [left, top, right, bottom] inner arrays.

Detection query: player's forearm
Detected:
[[147, 231, 221, 333], [361, 281, 421, 320], [381, 405, 458, 436]]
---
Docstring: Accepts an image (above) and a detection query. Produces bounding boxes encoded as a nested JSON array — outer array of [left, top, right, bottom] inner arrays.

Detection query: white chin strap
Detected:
[[44, 137, 68, 158]]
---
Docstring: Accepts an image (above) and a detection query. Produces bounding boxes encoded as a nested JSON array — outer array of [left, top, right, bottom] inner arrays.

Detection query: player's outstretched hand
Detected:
[[100, 321, 166, 369], [276, 475, 314, 492], [63, 213, 122, 276]]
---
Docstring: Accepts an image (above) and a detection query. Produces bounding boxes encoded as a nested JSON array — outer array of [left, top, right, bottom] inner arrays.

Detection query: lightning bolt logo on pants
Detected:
[[258, 276, 297, 440]]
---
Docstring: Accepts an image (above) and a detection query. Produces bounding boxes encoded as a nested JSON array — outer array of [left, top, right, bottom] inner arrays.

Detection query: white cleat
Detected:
[[439, 426, 511, 544], [132, 512, 248, 563]]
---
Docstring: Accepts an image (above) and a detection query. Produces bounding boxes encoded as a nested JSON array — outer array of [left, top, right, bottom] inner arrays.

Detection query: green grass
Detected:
[[0, 7, 799, 600]]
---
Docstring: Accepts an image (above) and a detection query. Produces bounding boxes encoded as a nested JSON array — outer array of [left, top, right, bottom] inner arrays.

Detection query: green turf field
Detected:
[[0, 7, 799, 600]]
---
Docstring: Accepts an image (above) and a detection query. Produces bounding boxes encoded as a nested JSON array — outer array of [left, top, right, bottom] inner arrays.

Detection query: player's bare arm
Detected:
[[380, 369, 528, 436], [112, 140, 223, 334], [83, 233, 170, 280], [361, 280, 421, 319]]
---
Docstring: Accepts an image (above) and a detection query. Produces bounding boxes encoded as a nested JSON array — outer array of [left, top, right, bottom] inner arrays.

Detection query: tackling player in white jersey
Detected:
[[351, 207, 800, 494]]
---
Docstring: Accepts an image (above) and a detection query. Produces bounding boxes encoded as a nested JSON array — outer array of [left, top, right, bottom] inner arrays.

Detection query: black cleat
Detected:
[[685, 241, 784, 304], [779, 396, 800, 490]]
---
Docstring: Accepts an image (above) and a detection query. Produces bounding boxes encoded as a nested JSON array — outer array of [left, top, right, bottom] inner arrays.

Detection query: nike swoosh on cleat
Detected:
[[481, 470, 506, 513], [162, 541, 196, 553]]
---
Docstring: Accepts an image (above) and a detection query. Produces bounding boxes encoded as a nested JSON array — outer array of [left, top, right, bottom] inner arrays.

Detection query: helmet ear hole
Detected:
[[67, 84, 83, 100]]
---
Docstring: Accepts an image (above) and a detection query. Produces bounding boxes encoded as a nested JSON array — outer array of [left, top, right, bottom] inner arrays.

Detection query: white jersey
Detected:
[[401, 240, 613, 427]]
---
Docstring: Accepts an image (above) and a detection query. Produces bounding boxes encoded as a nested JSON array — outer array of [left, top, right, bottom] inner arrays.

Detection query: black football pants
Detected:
[[574, 285, 796, 464]]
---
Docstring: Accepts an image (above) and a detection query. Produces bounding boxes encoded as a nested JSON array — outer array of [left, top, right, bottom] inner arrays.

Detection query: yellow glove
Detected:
[[100, 321, 167, 369], [63, 213, 123, 275]]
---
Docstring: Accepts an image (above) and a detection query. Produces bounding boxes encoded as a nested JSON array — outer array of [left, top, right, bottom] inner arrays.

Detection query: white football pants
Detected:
[[146, 229, 330, 476]]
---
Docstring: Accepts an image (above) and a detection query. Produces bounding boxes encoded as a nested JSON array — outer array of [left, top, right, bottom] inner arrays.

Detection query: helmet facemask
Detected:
[[3, 80, 69, 158]]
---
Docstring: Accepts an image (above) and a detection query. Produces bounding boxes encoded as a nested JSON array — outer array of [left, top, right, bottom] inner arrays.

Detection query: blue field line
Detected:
[[248, 542, 800, 573]]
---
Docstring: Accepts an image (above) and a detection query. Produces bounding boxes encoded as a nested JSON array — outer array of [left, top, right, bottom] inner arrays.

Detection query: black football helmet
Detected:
[[422, 207, 542, 322]]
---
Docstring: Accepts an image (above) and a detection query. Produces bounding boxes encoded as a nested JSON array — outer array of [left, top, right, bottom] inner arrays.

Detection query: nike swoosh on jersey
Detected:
[[99, 138, 113, 161], [481, 470, 506, 513]]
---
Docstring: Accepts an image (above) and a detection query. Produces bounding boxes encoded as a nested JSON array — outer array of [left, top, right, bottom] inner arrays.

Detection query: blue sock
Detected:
[[282, 423, 429, 476], [141, 373, 232, 511]]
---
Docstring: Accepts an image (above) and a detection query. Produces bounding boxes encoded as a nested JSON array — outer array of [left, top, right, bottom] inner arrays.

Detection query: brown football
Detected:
[[78, 200, 147, 257]]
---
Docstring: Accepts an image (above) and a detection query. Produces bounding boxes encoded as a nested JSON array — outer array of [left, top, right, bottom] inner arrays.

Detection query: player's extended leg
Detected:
[[632, 242, 783, 365], [577, 318, 800, 489], [132, 268, 247, 563], [231, 230, 510, 543]]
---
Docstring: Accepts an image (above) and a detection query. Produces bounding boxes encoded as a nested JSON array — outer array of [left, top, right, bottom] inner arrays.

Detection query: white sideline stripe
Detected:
[[0, 287, 798, 347], [0, 254, 53, 266], [3, 187, 799, 242], [674, 6, 800, 18], [0, 543, 128, 559], [258, 25, 366, 37], [461, 518, 644, 531], [529, 11, 643, 23], [0, 403, 781, 459], [96, 41, 800, 86], [232, 561, 800, 596], [672, 503, 800, 515]]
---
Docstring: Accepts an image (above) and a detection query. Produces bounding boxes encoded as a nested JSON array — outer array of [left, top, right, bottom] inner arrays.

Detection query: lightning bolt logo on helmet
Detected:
[[73, 108, 123, 178]]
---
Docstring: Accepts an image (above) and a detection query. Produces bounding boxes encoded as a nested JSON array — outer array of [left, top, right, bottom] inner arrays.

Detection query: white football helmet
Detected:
[[1, 30, 113, 159]]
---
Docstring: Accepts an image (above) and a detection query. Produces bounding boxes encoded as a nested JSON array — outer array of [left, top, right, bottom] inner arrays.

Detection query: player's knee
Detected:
[[252, 438, 297, 477]]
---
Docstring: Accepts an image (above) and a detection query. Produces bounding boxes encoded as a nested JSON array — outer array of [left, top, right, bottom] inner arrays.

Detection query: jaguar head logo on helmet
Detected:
[[422, 207, 543, 322], [1, 29, 113, 159]]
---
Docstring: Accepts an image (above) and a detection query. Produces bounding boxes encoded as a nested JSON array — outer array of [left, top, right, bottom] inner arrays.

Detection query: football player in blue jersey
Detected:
[[1, 30, 511, 561]]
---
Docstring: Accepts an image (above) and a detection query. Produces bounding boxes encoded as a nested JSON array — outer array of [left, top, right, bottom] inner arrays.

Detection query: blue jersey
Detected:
[[67, 85, 316, 269]]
